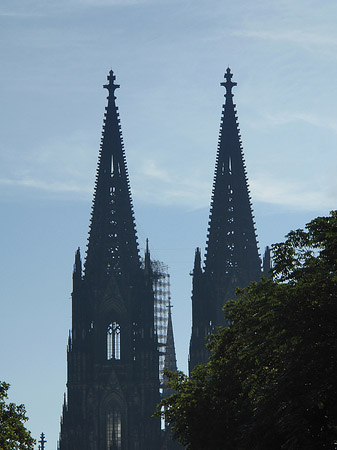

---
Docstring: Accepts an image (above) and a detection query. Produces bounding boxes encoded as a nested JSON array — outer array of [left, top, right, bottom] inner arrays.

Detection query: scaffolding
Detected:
[[141, 257, 171, 383], [151, 260, 171, 383]]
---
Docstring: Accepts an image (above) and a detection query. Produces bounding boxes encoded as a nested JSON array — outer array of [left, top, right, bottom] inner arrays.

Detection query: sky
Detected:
[[1, 0, 337, 448]]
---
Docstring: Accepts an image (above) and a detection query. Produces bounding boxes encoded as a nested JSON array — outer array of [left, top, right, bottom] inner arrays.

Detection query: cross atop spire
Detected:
[[204, 67, 261, 320], [38, 432, 47, 450], [103, 70, 120, 97], [189, 67, 261, 373], [220, 67, 237, 98], [84, 70, 140, 284]]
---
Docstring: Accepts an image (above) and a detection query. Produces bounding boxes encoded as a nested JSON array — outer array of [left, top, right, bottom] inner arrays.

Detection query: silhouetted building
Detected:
[[189, 68, 266, 373], [58, 71, 177, 450], [160, 303, 182, 450]]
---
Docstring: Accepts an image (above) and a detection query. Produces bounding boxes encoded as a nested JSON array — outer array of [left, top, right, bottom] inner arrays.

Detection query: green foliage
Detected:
[[0, 382, 35, 450], [158, 211, 337, 450]]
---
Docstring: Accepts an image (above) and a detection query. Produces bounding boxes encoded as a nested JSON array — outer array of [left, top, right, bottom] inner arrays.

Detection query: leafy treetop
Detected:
[[157, 211, 337, 450], [0, 382, 35, 450]]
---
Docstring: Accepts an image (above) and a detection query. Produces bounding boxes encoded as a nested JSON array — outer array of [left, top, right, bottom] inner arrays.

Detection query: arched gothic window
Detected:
[[106, 409, 122, 450], [107, 322, 121, 360]]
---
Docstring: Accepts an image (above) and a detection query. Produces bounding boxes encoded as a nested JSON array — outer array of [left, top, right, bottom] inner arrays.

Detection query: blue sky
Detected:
[[1, 0, 337, 447]]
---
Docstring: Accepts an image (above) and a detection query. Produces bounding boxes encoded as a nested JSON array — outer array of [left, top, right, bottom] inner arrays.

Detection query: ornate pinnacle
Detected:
[[144, 238, 152, 275], [38, 432, 47, 450], [220, 67, 237, 97], [103, 70, 120, 97]]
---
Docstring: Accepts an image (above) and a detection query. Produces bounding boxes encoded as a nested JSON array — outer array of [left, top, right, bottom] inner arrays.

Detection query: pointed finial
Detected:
[[191, 247, 202, 277], [263, 246, 272, 278], [73, 248, 82, 277], [38, 433, 47, 450], [220, 67, 237, 98], [103, 70, 120, 97], [144, 238, 152, 275], [194, 247, 201, 269], [166, 297, 173, 311], [62, 393, 67, 414]]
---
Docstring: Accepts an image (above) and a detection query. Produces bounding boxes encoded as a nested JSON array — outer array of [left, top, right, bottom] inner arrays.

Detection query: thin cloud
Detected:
[[139, 159, 172, 183], [135, 158, 337, 212], [233, 29, 337, 48], [0, 177, 91, 194], [133, 159, 210, 209], [0, 131, 97, 199], [259, 111, 337, 134], [244, 108, 337, 138], [250, 176, 337, 211], [2, 146, 335, 212]]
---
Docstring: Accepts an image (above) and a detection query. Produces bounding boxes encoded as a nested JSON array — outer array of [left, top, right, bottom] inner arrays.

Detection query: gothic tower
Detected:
[[58, 71, 162, 450], [189, 68, 262, 373]]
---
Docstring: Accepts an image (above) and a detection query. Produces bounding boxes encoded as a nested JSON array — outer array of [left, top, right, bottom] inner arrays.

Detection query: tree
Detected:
[[0, 382, 35, 450], [158, 211, 337, 450]]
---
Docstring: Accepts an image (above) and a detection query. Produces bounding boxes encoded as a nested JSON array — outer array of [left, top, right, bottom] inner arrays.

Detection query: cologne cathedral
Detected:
[[58, 68, 268, 450], [189, 68, 270, 373]]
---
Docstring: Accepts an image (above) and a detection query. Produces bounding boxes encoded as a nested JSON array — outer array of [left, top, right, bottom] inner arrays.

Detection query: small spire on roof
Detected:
[[193, 247, 202, 274], [144, 238, 152, 275], [220, 67, 237, 98], [38, 432, 47, 450]]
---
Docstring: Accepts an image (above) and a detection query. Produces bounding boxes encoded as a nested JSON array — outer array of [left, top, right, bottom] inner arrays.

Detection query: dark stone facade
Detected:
[[58, 71, 162, 450], [58, 68, 269, 449], [189, 69, 263, 373]]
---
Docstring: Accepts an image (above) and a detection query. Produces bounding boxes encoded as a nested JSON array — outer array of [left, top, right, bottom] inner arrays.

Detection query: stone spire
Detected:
[[164, 302, 177, 375], [84, 70, 140, 285], [204, 67, 261, 324], [189, 68, 261, 373], [262, 246, 272, 277], [58, 71, 161, 450]]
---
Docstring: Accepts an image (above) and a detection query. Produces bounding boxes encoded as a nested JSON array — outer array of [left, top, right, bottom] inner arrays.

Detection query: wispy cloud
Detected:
[[1, 142, 335, 213], [132, 158, 211, 209], [134, 158, 337, 212], [0, 177, 91, 194], [233, 29, 337, 48], [139, 159, 172, 183], [259, 111, 337, 134], [0, 132, 96, 199], [250, 176, 337, 211]]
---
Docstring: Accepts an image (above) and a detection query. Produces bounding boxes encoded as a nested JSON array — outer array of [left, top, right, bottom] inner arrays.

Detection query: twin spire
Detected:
[[189, 68, 262, 372], [79, 67, 261, 302], [84, 70, 140, 284], [204, 67, 261, 285], [76, 67, 262, 367]]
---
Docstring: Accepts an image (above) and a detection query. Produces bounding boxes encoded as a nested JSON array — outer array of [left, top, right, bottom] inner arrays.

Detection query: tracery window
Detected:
[[107, 322, 121, 360], [106, 409, 122, 450]]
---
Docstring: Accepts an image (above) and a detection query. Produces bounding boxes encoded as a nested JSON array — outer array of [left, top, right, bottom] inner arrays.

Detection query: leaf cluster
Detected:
[[0, 382, 35, 450], [157, 211, 337, 450]]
